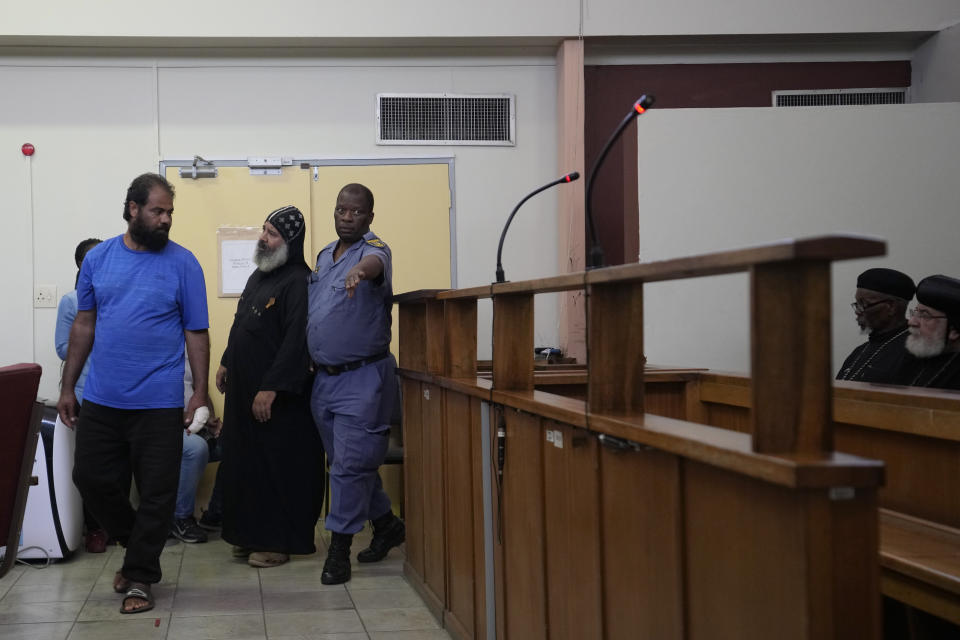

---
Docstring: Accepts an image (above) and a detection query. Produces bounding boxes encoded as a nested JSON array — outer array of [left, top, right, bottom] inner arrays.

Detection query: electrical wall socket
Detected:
[[34, 285, 58, 308]]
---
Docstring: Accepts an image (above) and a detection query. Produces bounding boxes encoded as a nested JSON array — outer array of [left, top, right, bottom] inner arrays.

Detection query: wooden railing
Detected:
[[395, 235, 887, 640]]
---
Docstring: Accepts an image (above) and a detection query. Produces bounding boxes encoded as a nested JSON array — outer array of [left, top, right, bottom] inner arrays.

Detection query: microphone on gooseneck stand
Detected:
[[495, 171, 581, 283], [585, 94, 655, 269]]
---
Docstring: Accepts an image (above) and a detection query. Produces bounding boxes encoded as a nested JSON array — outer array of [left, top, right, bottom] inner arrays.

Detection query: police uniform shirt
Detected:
[[307, 230, 392, 366]]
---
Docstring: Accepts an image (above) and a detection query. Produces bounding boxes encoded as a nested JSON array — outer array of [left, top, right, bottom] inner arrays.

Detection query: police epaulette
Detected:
[[366, 238, 385, 248]]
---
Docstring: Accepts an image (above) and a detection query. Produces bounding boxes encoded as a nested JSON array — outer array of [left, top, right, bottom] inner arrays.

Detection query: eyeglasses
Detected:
[[334, 206, 369, 217], [850, 299, 888, 313], [908, 307, 947, 321]]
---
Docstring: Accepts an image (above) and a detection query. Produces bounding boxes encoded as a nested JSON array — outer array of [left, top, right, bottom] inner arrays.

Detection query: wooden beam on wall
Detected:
[[557, 38, 587, 365]]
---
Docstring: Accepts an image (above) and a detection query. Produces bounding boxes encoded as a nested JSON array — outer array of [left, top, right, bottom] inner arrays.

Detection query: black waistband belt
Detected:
[[317, 351, 390, 376]]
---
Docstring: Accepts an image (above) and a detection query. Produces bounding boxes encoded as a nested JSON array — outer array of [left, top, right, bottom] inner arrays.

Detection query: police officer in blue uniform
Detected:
[[307, 183, 405, 585]]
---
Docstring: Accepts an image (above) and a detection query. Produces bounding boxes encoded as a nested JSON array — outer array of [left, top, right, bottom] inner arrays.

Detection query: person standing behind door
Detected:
[[307, 183, 405, 586], [55, 238, 108, 554]]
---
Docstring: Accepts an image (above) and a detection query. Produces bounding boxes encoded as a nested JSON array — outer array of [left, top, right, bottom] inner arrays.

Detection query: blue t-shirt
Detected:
[[55, 290, 90, 403], [307, 230, 392, 365], [77, 235, 208, 409]]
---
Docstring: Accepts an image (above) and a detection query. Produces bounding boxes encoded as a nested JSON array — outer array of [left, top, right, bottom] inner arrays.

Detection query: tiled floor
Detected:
[[0, 526, 450, 640]]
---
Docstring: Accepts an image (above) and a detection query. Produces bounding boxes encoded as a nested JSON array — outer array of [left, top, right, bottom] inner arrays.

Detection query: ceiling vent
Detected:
[[773, 88, 908, 107], [377, 93, 515, 146]]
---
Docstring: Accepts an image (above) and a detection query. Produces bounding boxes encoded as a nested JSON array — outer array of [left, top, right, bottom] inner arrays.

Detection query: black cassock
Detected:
[[895, 350, 960, 391], [836, 326, 910, 383], [219, 261, 323, 554]]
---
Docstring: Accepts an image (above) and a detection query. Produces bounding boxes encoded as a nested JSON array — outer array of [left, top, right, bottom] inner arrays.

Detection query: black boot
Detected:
[[321, 532, 353, 585], [357, 512, 405, 563]]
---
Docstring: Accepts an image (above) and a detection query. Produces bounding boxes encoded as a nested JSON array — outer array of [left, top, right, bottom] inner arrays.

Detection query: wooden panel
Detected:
[[470, 397, 487, 640], [402, 379, 425, 581], [751, 261, 832, 454], [542, 421, 603, 640], [492, 294, 534, 391], [421, 383, 447, 604], [644, 380, 687, 420], [684, 461, 808, 640], [444, 299, 478, 378], [587, 281, 645, 415], [426, 299, 445, 375], [837, 424, 960, 528], [600, 444, 684, 640], [444, 392, 476, 639], [706, 402, 751, 433], [399, 304, 427, 371], [881, 510, 960, 625], [802, 489, 881, 639], [500, 410, 547, 640]]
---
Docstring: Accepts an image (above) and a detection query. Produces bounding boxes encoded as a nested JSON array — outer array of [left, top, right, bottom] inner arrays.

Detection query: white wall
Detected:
[[2, 0, 957, 41], [912, 21, 960, 102], [583, 0, 959, 35], [636, 103, 960, 375], [0, 53, 560, 400]]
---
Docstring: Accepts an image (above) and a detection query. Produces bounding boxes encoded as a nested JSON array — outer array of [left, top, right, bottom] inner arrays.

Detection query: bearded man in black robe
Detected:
[[896, 274, 960, 390], [215, 205, 323, 567], [837, 268, 914, 383]]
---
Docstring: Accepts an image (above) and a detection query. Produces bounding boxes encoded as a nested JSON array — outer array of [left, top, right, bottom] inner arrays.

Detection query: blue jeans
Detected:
[[175, 432, 209, 519]]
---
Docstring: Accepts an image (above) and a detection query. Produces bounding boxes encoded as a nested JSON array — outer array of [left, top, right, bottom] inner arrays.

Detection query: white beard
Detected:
[[905, 325, 947, 358], [253, 242, 288, 273]]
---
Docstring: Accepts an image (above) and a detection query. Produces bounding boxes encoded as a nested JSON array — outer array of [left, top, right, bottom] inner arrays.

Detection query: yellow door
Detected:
[[165, 165, 312, 416], [309, 163, 453, 358]]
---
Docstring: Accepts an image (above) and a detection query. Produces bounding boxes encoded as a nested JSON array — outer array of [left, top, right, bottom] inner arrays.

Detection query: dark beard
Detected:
[[129, 216, 169, 251]]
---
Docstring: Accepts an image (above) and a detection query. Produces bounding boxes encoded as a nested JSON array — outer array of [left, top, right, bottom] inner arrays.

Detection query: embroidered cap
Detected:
[[915, 274, 960, 327], [265, 205, 305, 242], [857, 268, 915, 301]]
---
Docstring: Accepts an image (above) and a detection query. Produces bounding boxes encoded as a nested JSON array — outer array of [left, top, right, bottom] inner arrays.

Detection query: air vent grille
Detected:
[[773, 88, 908, 107], [377, 93, 515, 146]]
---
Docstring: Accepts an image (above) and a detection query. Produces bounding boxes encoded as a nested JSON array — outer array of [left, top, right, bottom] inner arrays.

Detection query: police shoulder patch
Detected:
[[366, 238, 385, 248]]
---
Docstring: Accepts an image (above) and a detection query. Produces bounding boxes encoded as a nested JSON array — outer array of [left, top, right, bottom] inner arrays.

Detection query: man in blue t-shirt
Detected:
[[57, 173, 209, 615]]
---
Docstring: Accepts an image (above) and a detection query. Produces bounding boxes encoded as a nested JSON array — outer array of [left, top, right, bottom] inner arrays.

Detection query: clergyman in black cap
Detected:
[[896, 274, 960, 390], [837, 267, 915, 383], [215, 205, 324, 568]]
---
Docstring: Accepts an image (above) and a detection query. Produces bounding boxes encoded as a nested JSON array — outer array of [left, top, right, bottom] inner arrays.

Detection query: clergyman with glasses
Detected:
[[895, 274, 960, 390], [837, 268, 915, 383]]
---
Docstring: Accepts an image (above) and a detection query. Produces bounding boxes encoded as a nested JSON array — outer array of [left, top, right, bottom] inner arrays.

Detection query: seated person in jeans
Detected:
[[171, 359, 222, 543]]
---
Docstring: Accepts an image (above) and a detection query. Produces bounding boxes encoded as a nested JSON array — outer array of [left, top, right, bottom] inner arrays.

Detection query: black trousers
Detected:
[[73, 400, 183, 584]]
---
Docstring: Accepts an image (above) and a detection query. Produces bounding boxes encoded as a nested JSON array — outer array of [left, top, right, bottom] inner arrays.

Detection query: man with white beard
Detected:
[[215, 206, 324, 568], [896, 274, 960, 390]]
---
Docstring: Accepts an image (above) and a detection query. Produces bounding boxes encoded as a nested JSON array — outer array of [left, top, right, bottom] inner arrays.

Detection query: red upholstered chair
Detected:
[[0, 363, 43, 578]]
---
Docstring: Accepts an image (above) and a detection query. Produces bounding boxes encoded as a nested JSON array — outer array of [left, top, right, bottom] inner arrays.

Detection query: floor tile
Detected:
[[0, 600, 83, 624], [358, 606, 440, 632], [264, 609, 364, 636], [1, 583, 91, 604], [368, 631, 453, 640], [171, 589, 263, 617], [67, 616, 170, 640], [349, 587, 424, 611], [167, 613, 265, 639], [262, 588, 354, 613], [270, 635, 368, 640], [346, 575, 410, 591], [0, 621, 74, 640]]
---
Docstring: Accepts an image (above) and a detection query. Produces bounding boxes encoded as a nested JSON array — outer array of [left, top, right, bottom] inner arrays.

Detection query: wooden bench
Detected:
[[396, 235, 889, 640]]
